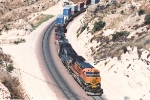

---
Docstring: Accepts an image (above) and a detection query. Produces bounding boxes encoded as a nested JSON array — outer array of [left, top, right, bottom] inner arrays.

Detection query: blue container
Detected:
[[63, 7, 71, 17], [56, 14, 64, 25]]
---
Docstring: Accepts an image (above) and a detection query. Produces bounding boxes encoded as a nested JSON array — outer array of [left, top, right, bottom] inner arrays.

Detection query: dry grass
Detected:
[[0, 0, 55, 33], [0, 48, 28, 99], [31, 14, 54, 29], [104, 15, 124, 29], [0, 71, 29, 99], [93, 32, 150, 61]]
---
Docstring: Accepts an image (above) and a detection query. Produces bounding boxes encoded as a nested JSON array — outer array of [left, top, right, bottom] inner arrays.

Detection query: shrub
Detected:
[[14, 41, 20, 44], [80, 23, 88, 33], [138, 9, 145, 16], [117, 50, 123, 60], [77, 33, 80, 38], [144, 12, 150, 24], [0, 71, 28, 99], [6, 64, 14, 72], [121, 10, 124, 14], [20, 39, 26, 43], [93, 20, 106, 32], [112, 31, 129, 41]]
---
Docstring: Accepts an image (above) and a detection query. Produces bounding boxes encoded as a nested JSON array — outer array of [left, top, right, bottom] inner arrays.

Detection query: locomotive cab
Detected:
[[83, 68, 103, 95], [74, 60, 103, 96]]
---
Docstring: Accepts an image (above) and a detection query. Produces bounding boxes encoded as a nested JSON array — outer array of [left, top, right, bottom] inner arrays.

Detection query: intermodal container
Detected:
[[83, 0, 91, 5], [63, 7, 71, 17], [78, 2, 84, 9], [64, 16, 69, 23], [91, 0, 100, 4], [56, 14, 64, 25], [70, 4, 78, 11]]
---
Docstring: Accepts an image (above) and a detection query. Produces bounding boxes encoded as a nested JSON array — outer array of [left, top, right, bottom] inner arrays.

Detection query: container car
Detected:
[[83, 0, 91, 8], [78, 2, 84, 11], [70, 4, 78, 15], [56, 14, 64, 26], [63, 7, 72, 19]]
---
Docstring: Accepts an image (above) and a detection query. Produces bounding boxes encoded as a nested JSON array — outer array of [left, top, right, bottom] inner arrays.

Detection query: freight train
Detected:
[[54, 0, 103, 96]]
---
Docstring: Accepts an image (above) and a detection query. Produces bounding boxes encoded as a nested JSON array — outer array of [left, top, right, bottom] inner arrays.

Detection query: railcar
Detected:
[[54, 0, 103, 96]]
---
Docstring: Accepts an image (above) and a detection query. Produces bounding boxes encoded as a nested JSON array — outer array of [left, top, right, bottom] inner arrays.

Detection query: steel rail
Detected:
[[92, 96, 103, 100], [42, 21, 79, 100]]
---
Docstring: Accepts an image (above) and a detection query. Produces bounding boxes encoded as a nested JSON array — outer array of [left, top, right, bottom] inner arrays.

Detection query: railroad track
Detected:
[[42, 21, 79, 100], [92, 96, 103, 100], [42, 20, 104, 100]]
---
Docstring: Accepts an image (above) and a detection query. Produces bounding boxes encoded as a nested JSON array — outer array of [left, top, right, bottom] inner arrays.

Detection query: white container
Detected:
[[70, 4, 78, 11], [64, 16, 69, 23]]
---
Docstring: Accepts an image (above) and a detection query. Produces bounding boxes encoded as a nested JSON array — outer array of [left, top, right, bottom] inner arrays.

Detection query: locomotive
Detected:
[[54, 0, 103, 96]]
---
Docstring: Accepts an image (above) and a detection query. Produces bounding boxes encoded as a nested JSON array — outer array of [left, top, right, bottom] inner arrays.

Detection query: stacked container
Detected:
[[70, 4, 78, 15], [83, 0, 91, 8], [91, 0, 100, 4], [63, 7, 71, 21], [78, 2, 84, 11], [56, 14, 64, 25]]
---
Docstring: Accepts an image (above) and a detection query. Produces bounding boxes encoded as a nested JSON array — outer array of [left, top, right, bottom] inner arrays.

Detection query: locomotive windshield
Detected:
[[86, 72, 100, 77]]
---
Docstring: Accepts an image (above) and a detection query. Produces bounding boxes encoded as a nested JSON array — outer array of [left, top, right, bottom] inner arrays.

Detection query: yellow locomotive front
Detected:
[[83, 68, 103, 95]]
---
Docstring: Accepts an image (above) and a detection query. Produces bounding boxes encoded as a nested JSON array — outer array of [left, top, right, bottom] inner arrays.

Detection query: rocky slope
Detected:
[[75, 0, 150, 99], [0, 0, 57, 99], [0, 82, 10, 100], [0, 0, 56, 44]]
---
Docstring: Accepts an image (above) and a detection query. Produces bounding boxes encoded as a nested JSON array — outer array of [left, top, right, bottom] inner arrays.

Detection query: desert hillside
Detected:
[[73, 0, 150, 99], [0, 0, 56, 44], [0, 0, 57, 99]]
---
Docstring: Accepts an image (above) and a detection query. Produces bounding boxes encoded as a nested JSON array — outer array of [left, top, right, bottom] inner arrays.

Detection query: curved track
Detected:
[[42, 21, 79, 100], [93, 96, 103, 100], [42, 22, 104, 100]]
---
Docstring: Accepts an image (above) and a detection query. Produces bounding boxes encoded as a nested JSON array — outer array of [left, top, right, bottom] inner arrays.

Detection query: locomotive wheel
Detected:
[[67, 68, 71, 74], [81, 84, 84, 89], [83, 86, 86, 91], [59, 54, 61, 57]]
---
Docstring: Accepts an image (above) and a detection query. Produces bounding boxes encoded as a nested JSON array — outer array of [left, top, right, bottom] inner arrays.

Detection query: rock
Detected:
[[0, 82, 10, 100], [124, 70, 130, 77]]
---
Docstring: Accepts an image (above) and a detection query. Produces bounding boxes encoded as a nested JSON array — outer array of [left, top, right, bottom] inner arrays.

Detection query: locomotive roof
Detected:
[[76, 60, 94, 69], [58, 37, 68, 42], [59, 41, 71, 46], [65, 47, 77, 55], [69, 55, 85, 62]]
